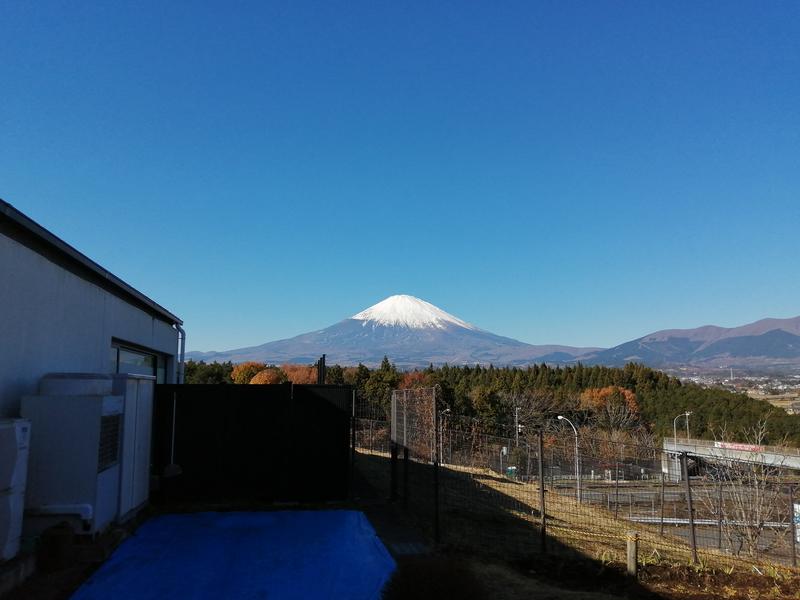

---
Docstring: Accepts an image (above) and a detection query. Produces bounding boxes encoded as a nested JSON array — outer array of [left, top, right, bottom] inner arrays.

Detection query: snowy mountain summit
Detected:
[[351, 295, 476, 330], [186, 293, 800, 371], [186, 294, 597, 367]]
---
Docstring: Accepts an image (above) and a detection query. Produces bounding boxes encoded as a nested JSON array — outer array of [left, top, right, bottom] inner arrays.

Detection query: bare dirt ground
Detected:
[[384, 554, 800, 600]]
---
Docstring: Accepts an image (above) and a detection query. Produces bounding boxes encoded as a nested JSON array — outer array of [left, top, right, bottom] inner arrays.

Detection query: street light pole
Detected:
[[672, 411, 692, 481], [558, 415, 580, 503], [673, 411, 693, 445]]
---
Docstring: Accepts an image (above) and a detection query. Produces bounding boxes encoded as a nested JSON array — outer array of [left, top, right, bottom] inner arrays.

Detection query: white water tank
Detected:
[[0, 419, 31, 561]]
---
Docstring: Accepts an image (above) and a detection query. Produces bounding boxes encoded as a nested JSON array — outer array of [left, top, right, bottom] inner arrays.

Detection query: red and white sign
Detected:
[[713, 441, 765, 452]]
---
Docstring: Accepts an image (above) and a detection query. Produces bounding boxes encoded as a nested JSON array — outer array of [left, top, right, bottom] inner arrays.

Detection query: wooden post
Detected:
[[626, 531, 639, 577], [614, 463, 620, 519], [789, 483, 797, 569], [538, 429, 547, 553], [717, 480, 723, 550], [659, 471, 665, 537]]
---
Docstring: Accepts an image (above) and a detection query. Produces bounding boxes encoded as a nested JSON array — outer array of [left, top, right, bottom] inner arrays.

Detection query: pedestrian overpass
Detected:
[[662, 437, 800, 481]]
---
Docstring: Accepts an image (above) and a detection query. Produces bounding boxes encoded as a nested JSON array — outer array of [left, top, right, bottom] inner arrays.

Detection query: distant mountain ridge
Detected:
[[577, 316, 800, 370], [187, 296, 800, 372], [187, 295, 598, 368]]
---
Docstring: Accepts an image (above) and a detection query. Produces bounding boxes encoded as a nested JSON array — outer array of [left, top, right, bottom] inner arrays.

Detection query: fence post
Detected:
[[537, 429, 547, 554], [403, 391, 408, 450], [717, 479, 723, 550], [681, 452, 698, 564], [390, 442, 398, 502], [403, 447, 409, 509], [626, 531, 639, 577], [659, 471, 665, 536], [527, 444, 531, 481], [789, 483, 797, 569], [349, 390, 356, 500], [432, 387, 440, 545]]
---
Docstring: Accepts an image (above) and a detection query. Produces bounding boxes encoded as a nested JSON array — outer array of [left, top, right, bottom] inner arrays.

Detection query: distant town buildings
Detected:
[[674, 369, 800, 415]]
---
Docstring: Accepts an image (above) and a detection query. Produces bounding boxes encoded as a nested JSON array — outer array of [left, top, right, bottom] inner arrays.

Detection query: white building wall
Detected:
[[0, 235, 178, 417]]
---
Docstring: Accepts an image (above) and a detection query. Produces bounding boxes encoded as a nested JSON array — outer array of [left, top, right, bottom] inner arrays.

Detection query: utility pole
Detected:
[[316, 354, 326, 385], [514, 406, 520, 447]]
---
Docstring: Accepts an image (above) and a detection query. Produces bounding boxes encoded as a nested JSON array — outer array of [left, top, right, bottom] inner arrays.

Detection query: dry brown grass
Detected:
[[441, 461, 798, 574], [357, 450, 800, 600]]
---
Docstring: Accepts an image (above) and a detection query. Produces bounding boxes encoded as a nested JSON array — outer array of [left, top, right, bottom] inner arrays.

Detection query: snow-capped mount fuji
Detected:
[[352, 295, 478, 331], [187, 294, 598, 367]]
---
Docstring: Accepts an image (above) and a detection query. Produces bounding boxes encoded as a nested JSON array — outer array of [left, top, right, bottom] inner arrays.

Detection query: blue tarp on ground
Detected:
[[71, 511, 396, 600]]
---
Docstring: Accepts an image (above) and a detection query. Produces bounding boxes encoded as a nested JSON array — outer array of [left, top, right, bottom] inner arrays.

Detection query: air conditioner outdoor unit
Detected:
[[0, 419, 30, 561], [21, 395, 123, 536]]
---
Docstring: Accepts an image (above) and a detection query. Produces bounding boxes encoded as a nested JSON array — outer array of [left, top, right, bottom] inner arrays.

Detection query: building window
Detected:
[[110, 342, 167, 384]]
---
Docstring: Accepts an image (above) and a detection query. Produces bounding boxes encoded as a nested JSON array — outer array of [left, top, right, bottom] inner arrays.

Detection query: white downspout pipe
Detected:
[[176, 324, 186, 384]]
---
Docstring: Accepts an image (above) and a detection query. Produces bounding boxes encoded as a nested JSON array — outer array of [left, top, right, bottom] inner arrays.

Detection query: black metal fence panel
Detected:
[[153, 383, 352, 503]]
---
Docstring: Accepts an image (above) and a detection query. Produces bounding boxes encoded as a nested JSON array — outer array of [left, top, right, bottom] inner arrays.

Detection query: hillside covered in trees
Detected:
[[184, 359, 800, 446]]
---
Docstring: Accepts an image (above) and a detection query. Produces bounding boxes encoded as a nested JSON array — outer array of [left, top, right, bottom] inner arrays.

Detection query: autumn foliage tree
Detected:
[[231, 362, 267, 384], [579, 386, 640, 431], [249, 367, 287, 384], [281, 364, 318, 384], [400, 370, 429, 389]]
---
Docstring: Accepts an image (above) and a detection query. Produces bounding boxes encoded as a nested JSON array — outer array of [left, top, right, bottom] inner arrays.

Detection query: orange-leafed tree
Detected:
[[579, 386, 639, 431], [249, 367, 287, 385], [281, 364, 318, 384], [231, 361, 267, 384], [400, 370, 429, 389]]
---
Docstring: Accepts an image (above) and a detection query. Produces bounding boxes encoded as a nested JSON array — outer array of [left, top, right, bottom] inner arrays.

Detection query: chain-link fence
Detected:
[[353, 388, 800, 570]]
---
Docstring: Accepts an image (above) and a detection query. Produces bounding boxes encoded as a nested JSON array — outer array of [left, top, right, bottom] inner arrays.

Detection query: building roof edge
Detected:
[[1, 199, 183, 326]]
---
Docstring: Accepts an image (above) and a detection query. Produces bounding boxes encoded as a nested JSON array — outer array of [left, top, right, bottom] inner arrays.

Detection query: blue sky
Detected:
[[2, 2, 799, 352]]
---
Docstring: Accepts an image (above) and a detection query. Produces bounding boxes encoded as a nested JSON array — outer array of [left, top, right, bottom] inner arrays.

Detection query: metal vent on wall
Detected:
[[98, 415, 121, 472]]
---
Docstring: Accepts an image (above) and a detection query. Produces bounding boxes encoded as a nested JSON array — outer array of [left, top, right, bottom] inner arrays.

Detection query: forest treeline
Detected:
[[184, 359, 800, 446]]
